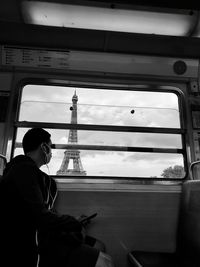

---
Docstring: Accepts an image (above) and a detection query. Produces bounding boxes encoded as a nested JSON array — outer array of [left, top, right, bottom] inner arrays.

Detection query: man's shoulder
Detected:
[[13, 155, 37, 169], [9, 154, 35, 165], [4, 155, 38, 176]]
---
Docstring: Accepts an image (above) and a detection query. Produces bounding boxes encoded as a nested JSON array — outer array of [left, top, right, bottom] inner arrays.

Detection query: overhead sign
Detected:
[[1, 46, 70, 69]]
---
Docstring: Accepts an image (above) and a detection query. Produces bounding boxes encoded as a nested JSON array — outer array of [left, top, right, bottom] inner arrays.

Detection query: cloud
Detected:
[[134, 133, 182, 148], [124, 152, 183, 164]]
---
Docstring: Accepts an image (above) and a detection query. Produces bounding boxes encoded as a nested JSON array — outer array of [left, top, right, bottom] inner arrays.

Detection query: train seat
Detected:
[[128, 179, 200, 267], [0, 154, 7, 177]]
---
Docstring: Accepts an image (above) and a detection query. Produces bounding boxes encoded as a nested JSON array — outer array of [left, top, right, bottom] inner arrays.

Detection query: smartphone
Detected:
[[79, 213, 97, 223]]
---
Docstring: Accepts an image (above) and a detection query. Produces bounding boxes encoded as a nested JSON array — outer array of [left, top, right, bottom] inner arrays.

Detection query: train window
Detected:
[[14, 84, 185, 179]]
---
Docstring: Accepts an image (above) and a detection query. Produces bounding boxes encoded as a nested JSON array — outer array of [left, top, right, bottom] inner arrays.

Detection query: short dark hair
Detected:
[[22, 128, 51, 154]]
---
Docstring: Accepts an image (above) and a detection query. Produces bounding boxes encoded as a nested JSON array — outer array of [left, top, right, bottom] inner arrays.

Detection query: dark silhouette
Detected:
[[0, 128, 114, 267]]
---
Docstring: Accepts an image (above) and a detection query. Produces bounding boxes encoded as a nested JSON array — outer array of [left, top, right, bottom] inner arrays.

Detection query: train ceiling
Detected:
[[1, 1, 200, 57]]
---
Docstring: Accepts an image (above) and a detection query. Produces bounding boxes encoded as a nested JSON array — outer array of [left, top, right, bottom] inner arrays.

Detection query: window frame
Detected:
[[12, 78, 188, 182]]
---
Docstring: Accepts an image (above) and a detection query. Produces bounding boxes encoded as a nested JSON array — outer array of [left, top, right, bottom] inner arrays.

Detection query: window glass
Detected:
[[15, 128, 182, 148], [19, 85, 180, 128], [15, 84, 184, 179], [14, 146, 184, 178]]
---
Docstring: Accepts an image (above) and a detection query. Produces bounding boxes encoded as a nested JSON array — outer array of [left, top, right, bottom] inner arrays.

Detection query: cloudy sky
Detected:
[[15, 84, 184, 178]]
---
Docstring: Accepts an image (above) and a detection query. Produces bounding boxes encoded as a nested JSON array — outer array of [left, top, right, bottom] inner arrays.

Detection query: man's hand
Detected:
[[76, 214, 91, 227]]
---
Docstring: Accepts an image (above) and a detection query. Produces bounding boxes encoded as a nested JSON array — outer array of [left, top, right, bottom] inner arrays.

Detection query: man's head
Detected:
[[22, 128, 52, 165]]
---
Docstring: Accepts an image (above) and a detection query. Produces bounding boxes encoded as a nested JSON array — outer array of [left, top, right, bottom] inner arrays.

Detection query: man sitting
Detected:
[[0, 128, 115, 267]]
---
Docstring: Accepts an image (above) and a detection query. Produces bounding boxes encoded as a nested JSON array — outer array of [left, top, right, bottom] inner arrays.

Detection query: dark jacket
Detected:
[[0, 155, 82, 267]]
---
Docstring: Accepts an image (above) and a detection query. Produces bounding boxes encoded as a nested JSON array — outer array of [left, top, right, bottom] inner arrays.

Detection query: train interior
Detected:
[[1, 1, 200, 266]]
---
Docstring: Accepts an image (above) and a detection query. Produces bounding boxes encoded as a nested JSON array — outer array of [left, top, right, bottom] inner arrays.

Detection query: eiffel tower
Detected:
[[57, 91, 86, 176]]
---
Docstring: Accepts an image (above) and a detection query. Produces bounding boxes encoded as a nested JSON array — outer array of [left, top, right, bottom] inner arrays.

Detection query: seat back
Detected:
[[175, 162, 200, 267], [0, 154, 7, 177], [177, 179, 200, 256], [179, 160, 200, 254]]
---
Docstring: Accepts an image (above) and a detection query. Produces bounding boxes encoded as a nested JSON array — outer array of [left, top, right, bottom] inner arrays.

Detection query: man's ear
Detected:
[[41, 143, 47, 154]]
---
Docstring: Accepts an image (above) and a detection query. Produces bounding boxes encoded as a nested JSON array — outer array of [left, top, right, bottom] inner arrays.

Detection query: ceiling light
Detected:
[[22, 1, 195, 36]]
